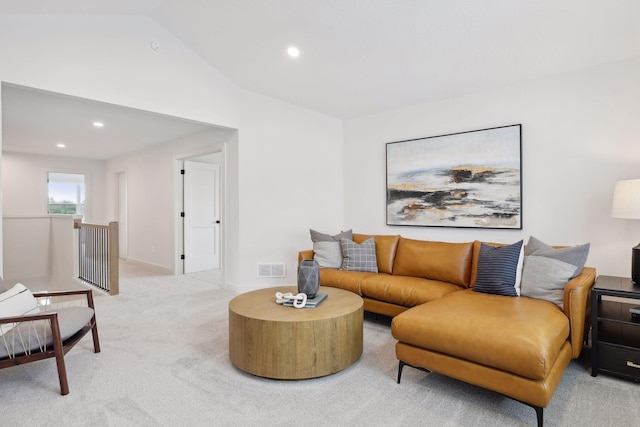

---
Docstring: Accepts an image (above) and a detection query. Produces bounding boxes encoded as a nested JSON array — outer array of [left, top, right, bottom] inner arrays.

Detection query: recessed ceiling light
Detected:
[[287, 46, 300, 58], [93, 121, 104, 128], [57, 143, 66, 148]]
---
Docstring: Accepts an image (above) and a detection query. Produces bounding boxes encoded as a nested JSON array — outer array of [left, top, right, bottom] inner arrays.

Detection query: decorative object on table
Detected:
[[275, 292, 307, 308], [611, 178, 640, 285], [297, 259, 320, 297], [386, 124, 522, 229], [283, 292, 328, 308]]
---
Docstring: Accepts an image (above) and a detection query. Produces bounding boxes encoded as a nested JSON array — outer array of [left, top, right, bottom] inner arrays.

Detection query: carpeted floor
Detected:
[[2, 270, 639, 426]]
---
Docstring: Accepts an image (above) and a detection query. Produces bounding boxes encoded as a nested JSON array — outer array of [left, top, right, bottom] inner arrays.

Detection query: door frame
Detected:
[[183, 159, 220, 273], [173, 146, 227, 279], [115, 171, 128, 260]]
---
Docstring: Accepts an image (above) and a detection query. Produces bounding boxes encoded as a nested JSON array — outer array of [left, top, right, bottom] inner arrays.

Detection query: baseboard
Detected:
[[122, 258, 174, 275]]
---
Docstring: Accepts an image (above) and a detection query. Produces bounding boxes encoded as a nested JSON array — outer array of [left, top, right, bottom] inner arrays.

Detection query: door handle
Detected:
[[627, 361, 640, 369]]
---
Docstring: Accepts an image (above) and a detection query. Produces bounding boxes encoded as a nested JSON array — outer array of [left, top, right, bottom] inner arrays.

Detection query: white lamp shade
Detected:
[[611, 179, 640, 219]]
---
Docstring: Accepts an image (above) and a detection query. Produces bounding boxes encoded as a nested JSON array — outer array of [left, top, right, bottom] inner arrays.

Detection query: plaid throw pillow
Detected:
[[340, 238, 378, 273]]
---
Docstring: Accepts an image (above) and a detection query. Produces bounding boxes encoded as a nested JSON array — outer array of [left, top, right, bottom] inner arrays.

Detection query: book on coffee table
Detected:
[[284, 292, 328, 308]]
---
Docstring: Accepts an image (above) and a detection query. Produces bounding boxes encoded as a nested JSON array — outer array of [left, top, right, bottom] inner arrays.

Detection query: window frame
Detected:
[[46, 171, 89, 219]]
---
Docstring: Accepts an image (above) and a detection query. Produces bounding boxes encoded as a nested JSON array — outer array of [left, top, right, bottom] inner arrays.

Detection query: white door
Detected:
[[184, 160, 220, 273], [117, 172, 128, 259]]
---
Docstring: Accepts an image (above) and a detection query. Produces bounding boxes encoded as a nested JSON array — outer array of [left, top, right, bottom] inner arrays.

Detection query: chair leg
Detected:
[[50, 315, 69, 395], [86, 291, 100, 353], [91, 318, 101, 353]]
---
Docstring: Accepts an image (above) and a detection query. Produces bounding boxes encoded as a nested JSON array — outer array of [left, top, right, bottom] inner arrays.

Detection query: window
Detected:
[[48, 172, 85, 216]]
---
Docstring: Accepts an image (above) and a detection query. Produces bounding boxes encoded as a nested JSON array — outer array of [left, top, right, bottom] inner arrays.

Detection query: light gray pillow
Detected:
[[520, 236, 590, 309], [520, 256, 576, 309], [524, 236, 590, 277], [313, 241, 343, 268], [310, 229, 353, 268], [310, 229, 352, 243], [340, 238, 378, 273]]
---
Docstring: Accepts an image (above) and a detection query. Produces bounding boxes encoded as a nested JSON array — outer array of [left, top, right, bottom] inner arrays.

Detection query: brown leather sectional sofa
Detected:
[[299, 233, 596, 427]]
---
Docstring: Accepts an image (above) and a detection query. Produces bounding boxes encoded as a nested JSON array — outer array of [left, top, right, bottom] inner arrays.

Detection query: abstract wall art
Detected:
[[386, 124, 522, 229]]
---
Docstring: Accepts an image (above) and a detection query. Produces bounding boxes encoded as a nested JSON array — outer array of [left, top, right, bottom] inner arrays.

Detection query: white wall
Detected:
[[2, 215, 78, 289], [0, 85, 3, 275], [234, 90, 344, 291], [2, 152, 106, 223], [344, 57, 640, 278], [2, 216, 51, 280]]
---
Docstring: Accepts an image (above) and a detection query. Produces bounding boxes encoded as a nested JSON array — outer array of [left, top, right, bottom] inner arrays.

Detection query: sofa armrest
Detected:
[[298, 250, 314, 265], [563, 266, 596, 358]]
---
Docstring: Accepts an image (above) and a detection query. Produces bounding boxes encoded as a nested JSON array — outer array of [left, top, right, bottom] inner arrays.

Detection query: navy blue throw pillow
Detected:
[[473, 241, 524, 297]]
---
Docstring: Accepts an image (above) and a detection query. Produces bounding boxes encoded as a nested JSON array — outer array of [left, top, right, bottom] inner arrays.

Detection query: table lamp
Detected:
[[611, 179, 640, 285]]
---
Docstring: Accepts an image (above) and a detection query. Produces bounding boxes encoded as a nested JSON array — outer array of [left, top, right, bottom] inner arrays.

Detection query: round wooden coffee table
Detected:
[[228, 286, 363, 379]]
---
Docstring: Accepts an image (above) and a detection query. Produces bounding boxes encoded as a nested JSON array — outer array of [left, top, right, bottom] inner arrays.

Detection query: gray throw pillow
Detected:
[[310, 229, 353, 268], [340, 238, 378, 273], [310, 229, 352, 243], [313, 241, 343, 268], [520, 236, 590, 309]]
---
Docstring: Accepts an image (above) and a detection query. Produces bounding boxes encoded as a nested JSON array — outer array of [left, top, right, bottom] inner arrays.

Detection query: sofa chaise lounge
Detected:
[[299, 233, 596, 426]]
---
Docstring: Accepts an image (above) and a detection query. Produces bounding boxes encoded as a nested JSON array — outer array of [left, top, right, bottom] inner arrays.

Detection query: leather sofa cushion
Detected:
[[391, 289, 570, 380], [360, 275, 463, 307], [392, 238, 473, 287], [319, 268, 380, 295], [353, 234, 400, 275]]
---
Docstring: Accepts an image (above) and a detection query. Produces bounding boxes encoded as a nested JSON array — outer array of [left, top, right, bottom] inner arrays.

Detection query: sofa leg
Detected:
[[534, 406, 543, 427], [396, 360, 431, 384], [398, 361, 545, 426], [397, 361, 405, 384]]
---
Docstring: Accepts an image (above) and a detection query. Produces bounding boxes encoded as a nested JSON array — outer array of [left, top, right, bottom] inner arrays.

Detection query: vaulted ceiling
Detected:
[[2, 1, 639, 157]]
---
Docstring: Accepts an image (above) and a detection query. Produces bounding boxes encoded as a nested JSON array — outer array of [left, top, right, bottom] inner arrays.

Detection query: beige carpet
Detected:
[[2, 271, 639, 426]]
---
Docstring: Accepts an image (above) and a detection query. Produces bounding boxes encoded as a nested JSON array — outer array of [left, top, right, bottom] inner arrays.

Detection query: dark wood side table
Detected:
[[591, 275, 640, 381]]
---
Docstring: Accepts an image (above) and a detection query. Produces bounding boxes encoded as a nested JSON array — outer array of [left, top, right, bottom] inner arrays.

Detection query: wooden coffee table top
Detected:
[[228, 286, 363, 379]]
